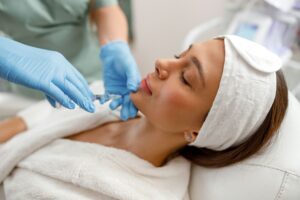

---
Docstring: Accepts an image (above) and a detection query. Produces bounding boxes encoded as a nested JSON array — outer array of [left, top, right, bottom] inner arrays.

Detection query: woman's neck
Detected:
[[112, 117, 187, 167]]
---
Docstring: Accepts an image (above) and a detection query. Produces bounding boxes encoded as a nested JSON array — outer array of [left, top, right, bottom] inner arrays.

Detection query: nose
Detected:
[[155, 59, 169, 80]]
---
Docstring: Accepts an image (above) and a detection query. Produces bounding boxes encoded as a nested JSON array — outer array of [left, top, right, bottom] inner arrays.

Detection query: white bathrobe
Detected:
[[0, 82, 191, 200]]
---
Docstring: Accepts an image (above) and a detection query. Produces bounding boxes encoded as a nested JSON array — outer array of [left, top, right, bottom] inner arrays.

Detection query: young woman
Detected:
[[0, 35, 288, 200]]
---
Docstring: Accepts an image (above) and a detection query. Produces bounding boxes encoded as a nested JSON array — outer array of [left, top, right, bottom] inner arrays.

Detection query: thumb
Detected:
[[126, 68, 141, 92]]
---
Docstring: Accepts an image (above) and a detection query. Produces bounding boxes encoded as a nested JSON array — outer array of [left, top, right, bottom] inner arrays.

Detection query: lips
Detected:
[[140, 75, 152, 95]]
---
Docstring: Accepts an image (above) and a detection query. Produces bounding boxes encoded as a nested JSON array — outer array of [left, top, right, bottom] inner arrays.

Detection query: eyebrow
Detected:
[[180, 44, 193, 57], [191, 56, 206, 87], [186, 45, 206, 87]]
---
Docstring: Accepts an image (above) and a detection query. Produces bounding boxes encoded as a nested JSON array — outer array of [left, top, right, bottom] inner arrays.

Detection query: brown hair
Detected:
[[179, 70, 288, 167]]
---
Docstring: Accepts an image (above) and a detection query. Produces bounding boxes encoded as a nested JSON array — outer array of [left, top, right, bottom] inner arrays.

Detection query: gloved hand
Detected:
[[100, 40, 141, 120], [109, 93, 138, 120], [0, 37, 95, 113]]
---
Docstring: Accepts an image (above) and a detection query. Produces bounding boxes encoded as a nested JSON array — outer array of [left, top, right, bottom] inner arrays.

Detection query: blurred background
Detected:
[[130, 0, 226, 75]]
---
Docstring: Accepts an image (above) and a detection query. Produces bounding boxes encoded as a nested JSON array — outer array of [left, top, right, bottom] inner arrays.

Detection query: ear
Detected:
[[192, 131, 198, 139], [184, 131, 199, 143]]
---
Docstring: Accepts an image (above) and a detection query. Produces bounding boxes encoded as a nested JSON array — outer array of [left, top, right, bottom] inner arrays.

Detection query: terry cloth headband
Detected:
[[190, 35, 282, 150]]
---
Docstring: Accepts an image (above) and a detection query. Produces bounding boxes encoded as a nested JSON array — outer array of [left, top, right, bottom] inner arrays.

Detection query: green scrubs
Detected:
[[0, 0, 118, 99]]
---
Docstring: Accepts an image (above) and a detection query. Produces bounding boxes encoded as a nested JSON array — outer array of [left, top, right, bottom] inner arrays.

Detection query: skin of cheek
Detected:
[[152, 87, 201, 132]]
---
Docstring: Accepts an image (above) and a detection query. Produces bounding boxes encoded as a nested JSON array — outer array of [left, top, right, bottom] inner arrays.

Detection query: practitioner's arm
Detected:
[[92, 3, 128, 45], [0, 117, 26, 143], [91, 4, 141, 120]]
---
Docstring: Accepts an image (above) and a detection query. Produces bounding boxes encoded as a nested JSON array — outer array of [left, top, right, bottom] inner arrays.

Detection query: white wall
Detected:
[[131, 0, 227, 76]]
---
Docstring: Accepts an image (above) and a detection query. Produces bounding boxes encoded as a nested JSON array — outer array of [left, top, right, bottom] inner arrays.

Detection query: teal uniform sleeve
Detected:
[[93, 0, 118, 8]]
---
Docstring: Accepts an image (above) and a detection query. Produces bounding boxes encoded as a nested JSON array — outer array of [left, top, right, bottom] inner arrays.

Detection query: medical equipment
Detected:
[[225, 7, 298, 62], [54, 94, 121, 109], [93, 94, 122, 102], [265, 0, 296, 12], [226, 11, 272, 43], [294, 0, 300, 10]]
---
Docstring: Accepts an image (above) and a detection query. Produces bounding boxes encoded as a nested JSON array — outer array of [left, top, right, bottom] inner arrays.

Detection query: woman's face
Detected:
[[131, 39, 225, 133]]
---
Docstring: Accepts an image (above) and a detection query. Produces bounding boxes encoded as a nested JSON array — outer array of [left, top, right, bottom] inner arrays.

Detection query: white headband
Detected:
[[190, 35, 282, 150]]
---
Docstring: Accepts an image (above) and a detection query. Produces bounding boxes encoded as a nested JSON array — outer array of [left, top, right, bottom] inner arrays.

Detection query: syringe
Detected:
[[55, 94, 121, 108], [92, 94, 122, 103]]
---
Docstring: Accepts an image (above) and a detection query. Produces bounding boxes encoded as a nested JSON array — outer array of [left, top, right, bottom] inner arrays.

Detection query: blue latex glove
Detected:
[[0, 37, 95, 112], [99, 41, 141, 120]]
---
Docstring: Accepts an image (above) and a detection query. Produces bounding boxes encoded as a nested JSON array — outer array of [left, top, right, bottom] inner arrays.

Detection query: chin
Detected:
[[131, 91, 154, 119], [130, 91, 144, 112]]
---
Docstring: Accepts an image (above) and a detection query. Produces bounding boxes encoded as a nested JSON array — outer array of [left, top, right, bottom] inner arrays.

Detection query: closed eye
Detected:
[[180, 71, 190, 86], [175, 55, 190, 86]]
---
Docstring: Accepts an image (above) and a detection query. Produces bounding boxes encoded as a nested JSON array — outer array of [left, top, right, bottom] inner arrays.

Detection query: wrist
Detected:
[[99, 40, 131, 63], [100, 40, 128, 48], [100, 37, 127, 46], [0, 116, 27, 143]]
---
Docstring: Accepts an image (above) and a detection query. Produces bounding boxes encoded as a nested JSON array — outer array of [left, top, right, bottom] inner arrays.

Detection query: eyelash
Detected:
[[181, 71, 189, 86], [174, 55, 189, 86]]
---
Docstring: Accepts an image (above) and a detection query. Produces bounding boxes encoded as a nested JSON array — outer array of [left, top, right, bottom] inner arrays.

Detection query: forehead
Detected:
[[192, 39, 225, 62], [190, 39, 225, 73]]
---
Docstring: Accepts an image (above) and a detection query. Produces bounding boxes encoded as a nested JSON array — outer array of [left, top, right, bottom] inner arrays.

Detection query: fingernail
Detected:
[[63, 100, 73, 109], [109, 101, 118, 110], [89, 92, 94, 99], [68, 101, 75, 109], [121, 113, 128, 121], [83, 100, 95, 113], [130, 111, 137, 118], [55, 103, 62, 108], [87, 103, 95, 113], [49, 101, 56, 108], [99, 98, 106, 104], [128, 84, 138, 91]]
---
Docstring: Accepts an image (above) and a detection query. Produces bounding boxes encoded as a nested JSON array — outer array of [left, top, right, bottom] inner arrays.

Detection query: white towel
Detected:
[[0, 81, 191, 200], [4, 139, 190, 200]]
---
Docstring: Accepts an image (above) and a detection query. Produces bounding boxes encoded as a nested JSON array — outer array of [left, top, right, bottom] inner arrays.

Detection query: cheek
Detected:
[[160, 90, 183, 106], [155, 88, 198, 130], [159, 89, 189, 108]]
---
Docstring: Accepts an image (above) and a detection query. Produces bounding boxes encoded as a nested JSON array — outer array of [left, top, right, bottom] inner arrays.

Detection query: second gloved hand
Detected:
[[100, 40, 141, 120], [109, 93, 138, 121], [0, 37, 95, 112]]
